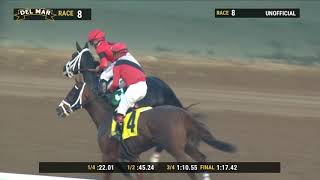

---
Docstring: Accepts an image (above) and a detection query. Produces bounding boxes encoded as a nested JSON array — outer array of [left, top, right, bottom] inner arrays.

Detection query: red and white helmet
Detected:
[[87, 29, 105, 42]]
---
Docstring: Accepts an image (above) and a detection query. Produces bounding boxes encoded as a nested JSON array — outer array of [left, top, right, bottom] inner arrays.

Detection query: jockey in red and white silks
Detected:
[[87, 29, 116, 68], [87, 29, 125, 90], [108, 42, 147, 135]]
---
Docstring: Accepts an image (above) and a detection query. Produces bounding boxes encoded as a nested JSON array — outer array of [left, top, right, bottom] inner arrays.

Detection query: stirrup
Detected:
[[114, 123, 123, 141], [114, 134, 122, 142]]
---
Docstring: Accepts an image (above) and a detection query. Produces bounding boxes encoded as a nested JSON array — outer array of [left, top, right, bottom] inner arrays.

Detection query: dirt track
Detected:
[[0, 47, 319, 180]]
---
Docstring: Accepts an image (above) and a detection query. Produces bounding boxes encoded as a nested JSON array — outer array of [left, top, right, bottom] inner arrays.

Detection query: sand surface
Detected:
[[0, 47, 319, 180]]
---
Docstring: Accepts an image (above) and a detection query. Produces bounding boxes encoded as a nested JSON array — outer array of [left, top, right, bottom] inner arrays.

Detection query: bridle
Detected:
[[58, 82, 104, 116], [58, 82, 86, 116], [64, 48, 90, 78]]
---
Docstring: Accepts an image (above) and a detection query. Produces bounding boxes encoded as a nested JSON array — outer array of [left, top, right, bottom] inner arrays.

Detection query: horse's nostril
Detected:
[[56, 107, 66, 119], [56, 107, 63, 114]]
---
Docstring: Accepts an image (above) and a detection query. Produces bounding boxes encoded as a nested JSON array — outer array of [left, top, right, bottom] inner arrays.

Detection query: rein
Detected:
[[59, 83, 111, 116], [58, 82, 87, 116], [78, 68, 98, 72], [65, 48, 90, 78]]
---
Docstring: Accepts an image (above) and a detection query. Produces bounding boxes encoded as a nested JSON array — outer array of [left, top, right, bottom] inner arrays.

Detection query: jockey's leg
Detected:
[[117, 81, 148, 115], [98, 79, 108, 96], [115, 81, 147, 139]]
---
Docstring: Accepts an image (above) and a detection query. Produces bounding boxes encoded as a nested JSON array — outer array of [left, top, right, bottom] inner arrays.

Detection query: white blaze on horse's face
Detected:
[[58, 82, 86, 117], [64, 48, 90, 78]]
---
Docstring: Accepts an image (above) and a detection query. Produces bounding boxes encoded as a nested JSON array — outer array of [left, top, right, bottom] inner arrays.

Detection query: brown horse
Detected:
[[63, 42, 202, 162], [56, 77, 236, 180]]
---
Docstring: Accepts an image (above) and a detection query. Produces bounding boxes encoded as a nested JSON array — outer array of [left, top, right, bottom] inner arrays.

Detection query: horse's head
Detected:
[[56, 75, 93, 119], [63, 41, 96, 78]]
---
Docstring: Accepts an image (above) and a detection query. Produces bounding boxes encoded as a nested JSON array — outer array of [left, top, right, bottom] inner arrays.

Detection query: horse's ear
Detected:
[[84, 42, 89, 48], [76, 41, 82, 52]]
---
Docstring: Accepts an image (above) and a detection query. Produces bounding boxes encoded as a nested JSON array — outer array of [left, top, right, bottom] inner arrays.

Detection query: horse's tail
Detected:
[[190, 117, 236, 153]]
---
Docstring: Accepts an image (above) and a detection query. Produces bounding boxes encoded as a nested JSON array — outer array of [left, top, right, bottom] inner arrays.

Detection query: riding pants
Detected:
[[116, 81, 147, 115]]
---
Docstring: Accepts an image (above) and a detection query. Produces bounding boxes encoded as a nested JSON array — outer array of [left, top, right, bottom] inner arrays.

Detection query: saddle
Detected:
[[99, 79, 129, 106], [110, 106, 152, 140]]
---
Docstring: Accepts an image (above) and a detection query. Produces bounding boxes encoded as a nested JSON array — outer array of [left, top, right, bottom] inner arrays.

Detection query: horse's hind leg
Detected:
[[160, 116, 197, 180], [185, 145, 206, 162], [150, 145, 163, 162], [185, 146, 210, 180], [166, 142, 198, 180], [171, 151, 198, 180]]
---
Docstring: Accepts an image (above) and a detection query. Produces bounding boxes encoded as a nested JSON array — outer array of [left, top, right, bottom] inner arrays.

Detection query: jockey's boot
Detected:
[[115, 114, 125, 141], [98, 80, 108, 97]]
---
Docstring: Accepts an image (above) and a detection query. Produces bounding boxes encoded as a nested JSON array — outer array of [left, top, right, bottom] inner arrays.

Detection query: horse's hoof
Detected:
[[150, 153, 160, 163], [202, 173, 210, 180]]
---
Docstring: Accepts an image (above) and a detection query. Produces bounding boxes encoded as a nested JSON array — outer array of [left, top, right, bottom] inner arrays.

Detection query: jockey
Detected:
[[108, 42, 147, 139], [87, 29, 117, 88]]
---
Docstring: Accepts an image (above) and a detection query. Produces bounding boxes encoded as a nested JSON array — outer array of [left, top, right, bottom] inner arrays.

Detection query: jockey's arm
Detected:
[[110, 66, 120, 92], [98, 52, 109, 70]]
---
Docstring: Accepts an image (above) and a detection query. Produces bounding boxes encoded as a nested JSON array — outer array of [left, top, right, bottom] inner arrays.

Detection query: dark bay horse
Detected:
[[56, 77, 236, 180], [62, 42, 199, 161]]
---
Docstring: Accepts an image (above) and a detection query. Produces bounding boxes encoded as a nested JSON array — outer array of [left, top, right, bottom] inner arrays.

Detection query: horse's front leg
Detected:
[[136, 173, 143, 180], [132, 158, 143, 180], [98, 135, 121, 180], [101, 153, 114, 180], [101, 172, 112, 180]]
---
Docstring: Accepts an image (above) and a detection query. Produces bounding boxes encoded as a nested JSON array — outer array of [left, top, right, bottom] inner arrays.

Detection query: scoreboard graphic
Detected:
[[214, 8, 300, 18], [39, 162, 281, 173], [13, 8, 91, 21]]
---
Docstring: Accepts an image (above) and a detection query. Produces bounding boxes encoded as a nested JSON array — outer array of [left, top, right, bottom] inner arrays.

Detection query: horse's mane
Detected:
[[82, 50, 99, 67], [71, 53, 77, 59]]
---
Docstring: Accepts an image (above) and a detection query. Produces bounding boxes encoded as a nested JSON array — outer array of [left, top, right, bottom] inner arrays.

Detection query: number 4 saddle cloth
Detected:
[[111, 106, 153, 140]]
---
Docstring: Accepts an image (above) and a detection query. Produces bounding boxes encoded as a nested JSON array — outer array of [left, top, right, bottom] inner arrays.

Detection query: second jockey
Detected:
[[87, 29, 117, 90], [109, 42, 147, 140]]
